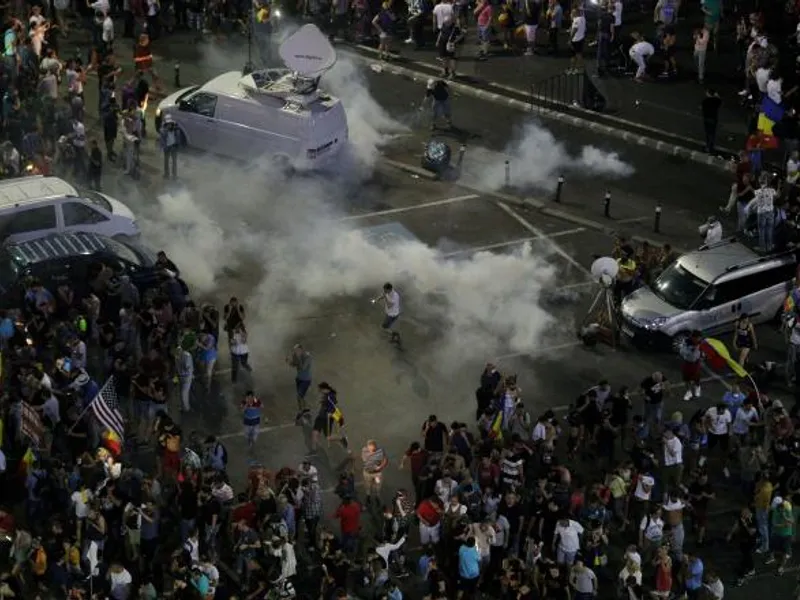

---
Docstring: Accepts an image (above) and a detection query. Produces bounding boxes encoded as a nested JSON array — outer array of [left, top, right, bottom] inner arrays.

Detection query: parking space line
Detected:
[[495, 340, 584, 360], [340, 194, 480, 221], [443, 228, 587, 257], [495, 202, 594, 279], [216, 422, 296, 441]]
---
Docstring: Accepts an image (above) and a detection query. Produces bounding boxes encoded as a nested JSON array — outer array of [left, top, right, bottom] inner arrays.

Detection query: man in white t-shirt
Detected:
[[629, 33, 654, 81], [568, 8, 586, 74], [705, 402, 732, 476], [373, 282, 401, 343], [553, 517, 584, 566], [432, 0, 454, 35]]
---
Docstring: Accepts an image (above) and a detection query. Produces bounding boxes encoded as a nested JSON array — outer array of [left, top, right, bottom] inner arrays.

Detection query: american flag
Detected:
[[20, 402, 44, 446], [90, 376, 125, 441]]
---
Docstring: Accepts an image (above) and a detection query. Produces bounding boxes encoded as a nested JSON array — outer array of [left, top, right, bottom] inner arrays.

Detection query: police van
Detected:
[[155, 24, 348, 169]]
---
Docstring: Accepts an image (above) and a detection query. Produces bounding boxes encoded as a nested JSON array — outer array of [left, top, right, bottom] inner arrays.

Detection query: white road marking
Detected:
[[443, 228, 587, 257], [339, 194, 480, 221], [216, 421, 297, 441], [495, 340, 584, 360], [495, 202, 594, 279]]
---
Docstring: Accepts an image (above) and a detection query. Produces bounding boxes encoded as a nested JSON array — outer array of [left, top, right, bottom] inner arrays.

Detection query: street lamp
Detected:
[[243, 5, 255, 75]]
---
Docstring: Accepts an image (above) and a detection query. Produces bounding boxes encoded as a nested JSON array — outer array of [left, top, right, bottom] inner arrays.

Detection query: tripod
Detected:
[[578, 280, 621, 347]]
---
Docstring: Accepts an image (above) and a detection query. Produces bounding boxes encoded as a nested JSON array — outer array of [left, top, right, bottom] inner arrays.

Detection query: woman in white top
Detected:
[[229, 323, 252, 383], [629, 33, 655, 82]]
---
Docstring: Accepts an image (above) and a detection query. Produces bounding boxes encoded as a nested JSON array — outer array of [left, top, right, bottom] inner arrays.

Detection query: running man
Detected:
[[372, 282, 401, 343], [286, 343, 313, 414]]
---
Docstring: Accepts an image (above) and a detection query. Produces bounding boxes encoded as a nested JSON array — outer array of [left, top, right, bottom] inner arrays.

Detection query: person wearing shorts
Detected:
[[767, 497, 795, 574], [361, 439, 388, 506], [568, 8, 586, 74]]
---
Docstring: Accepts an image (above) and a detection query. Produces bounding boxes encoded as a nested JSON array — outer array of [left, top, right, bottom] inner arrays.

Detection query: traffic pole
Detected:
[[654, 203, 662, 233], [504, 160, 510, 187], [174, 63, 181, 88], [603, 191, 611, 218], [555, 175, 564, 203]]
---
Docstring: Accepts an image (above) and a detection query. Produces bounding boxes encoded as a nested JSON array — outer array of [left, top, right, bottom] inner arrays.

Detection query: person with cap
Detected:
[[698, 215, 722, 246], [425, 78, 452, 131], [159, 112, 180, 179], [766, 495, 795, 574]]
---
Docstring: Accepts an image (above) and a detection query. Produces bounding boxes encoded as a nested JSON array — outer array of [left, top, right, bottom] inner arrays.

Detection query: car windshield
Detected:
[[651, 262, 709, 310], [78, 189, 112, 212], [103, 238, 142, 266]]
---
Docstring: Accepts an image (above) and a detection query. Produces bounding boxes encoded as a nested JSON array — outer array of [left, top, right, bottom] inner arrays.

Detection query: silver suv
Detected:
[[620, 239, 797, 349]]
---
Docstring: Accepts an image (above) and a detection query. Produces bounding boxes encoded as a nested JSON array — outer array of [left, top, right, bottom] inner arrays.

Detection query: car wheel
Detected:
[[671, 330, 691, 354], [272, 153, 293, 174]]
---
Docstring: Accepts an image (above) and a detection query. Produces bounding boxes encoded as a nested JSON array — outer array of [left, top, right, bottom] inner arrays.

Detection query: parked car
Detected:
[[0, 232, 164, 305], [0, 176, 139, 243], [620, 238, 797, 349]]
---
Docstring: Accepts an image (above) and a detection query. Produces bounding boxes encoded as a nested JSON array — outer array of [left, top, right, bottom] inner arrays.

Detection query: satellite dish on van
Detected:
[[279, 24, 337, 77], [591, 257, 619, 287]]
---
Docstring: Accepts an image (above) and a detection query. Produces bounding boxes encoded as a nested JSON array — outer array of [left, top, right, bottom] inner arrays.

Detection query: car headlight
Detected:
[[274, 8, 281, 17], [155, 107, 161, 118], [642, 317, 668, 330]]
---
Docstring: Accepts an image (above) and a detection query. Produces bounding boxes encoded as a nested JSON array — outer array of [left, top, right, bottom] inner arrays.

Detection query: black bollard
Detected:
[[174, 63, 181, 88], [504, 160, 510, 187], [654, 203, 662, 233], [603, 191, 611, 218], [555, 175, 564, 202], [457, 145, 466, 168]]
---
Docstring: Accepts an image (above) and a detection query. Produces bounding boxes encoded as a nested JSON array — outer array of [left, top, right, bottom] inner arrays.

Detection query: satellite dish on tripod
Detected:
[[591, 257, 619, 288], [579, 257, 621, 348]]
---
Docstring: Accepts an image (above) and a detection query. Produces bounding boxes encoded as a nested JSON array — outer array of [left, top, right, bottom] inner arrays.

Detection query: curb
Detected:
[[382, 156, 691, 254], [346, 48, 735, 174]]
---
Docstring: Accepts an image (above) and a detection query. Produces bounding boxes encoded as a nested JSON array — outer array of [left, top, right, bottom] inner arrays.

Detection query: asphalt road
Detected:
[[61, 29, 800, 596]]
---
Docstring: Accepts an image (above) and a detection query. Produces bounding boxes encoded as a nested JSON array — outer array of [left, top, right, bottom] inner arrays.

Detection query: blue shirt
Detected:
[[686, 557, 704, 590], [458, 544, 480, 580], [723, 391, 745, 418], [418, 555, 433, 577]]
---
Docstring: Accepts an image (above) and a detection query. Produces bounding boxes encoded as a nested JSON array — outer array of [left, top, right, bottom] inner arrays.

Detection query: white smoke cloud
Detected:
[[464, 122, 634, 192], [130, 33, 592, 373]]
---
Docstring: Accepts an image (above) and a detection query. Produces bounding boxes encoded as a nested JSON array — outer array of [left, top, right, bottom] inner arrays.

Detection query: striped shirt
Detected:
[[362, 447, 386, 473]]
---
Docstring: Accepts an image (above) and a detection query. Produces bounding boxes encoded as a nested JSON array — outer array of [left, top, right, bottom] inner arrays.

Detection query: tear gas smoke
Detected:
[[133, 39, 591, 371], [465, 122, 634, 192]]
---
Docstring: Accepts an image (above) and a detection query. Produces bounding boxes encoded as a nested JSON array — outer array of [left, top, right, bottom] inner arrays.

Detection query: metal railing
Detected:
[[529, 70, 607, 114]]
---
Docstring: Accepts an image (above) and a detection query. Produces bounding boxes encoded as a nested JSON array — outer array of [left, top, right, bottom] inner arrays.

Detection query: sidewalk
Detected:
[[357, 6, 748, 151]]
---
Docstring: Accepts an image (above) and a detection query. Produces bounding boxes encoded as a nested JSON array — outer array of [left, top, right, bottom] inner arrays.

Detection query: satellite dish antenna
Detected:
[[279, 24, 337, 77], [591, 257, 619, 288]]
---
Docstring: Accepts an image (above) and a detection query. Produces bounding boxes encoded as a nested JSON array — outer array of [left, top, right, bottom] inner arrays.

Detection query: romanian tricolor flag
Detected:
[[18, 447, 36, 476], [700, 337, 748, 378], [489, 411, 504, 441], [102, 430, 122, 456], [757, 96, 785, 136]]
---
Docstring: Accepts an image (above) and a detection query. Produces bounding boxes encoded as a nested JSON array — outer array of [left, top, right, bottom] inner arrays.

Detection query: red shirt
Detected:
[[417, 499, 441, 526], [405, 449, 429, 477], [0, 513, 15, 535], [335, 501, 361, 534], [231, 502, 258, 529]]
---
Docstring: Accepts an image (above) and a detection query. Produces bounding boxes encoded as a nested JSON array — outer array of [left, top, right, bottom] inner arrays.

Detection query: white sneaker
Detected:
[[693, 385, 701, 398], [683, 390, 693, 401], [404, 37, 414, 44]]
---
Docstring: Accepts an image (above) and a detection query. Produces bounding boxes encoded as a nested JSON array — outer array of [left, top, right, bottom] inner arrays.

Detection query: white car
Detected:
[[155, 24, 348, 169], [0, 176, 139, 243]]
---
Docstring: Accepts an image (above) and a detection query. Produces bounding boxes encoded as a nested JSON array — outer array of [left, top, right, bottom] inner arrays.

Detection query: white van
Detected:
[[0, 177, 139, 243], [154, 24, 348, 169]]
